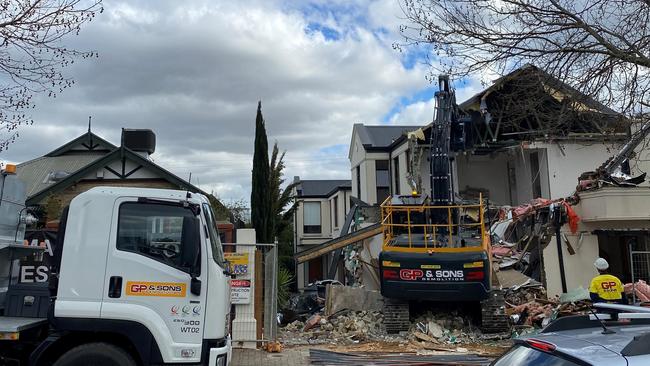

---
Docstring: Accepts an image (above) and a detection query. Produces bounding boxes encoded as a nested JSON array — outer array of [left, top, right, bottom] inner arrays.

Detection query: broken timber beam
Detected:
[[294, 223, 382, 264]]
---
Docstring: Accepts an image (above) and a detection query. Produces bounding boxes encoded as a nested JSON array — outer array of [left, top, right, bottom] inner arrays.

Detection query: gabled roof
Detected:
[[45, 130, 116, 157], [25, 146, 206, 205], [17, 153, 107, 197], [459, 64, 620, 116], [352, 124, 422, 151], [296, 179, 351, 198]]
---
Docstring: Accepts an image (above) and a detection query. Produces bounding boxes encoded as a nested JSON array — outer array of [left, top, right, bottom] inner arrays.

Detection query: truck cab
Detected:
[[1, 183, 232, 366]]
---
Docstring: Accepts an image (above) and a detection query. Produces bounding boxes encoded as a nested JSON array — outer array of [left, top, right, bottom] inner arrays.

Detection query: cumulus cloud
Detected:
[[0, 0, 480, 201]]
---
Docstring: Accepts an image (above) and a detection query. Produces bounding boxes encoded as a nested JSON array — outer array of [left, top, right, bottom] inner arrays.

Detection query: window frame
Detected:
[[202, 202, 226, 266], [116, 201, 201, 275], [303, 201, 322, 234], [393, 156, 400, 195], [333, 196, 339, 228]]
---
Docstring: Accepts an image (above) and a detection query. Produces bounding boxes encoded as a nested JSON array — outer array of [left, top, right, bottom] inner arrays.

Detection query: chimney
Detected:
[[122, 129, 156, 158]]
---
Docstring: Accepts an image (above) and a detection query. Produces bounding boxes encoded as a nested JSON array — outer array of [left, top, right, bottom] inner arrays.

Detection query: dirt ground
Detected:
[[232, 339, 512, 366], [319, 339, 512, 357]]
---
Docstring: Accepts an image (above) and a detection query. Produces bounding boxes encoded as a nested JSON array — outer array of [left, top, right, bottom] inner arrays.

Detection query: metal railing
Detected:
[[380, 194, 488, 253]]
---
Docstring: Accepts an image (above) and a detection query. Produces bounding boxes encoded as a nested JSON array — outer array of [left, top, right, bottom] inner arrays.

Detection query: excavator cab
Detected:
[[378, 193, 491, 302]]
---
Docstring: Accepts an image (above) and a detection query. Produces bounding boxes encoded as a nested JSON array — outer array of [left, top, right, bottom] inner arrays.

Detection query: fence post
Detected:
[[263, 241, 279, 341], [231, 229, 257, 349]]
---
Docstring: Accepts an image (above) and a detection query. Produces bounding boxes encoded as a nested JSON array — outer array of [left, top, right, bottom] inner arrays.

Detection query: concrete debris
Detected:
[[280, 310, 395, 346], [410, 312, 483, 345], [324, 285, 383, 316]]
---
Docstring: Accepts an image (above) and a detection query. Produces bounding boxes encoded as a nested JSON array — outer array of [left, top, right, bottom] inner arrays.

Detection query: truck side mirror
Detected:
[[181, 216, 201, 295]]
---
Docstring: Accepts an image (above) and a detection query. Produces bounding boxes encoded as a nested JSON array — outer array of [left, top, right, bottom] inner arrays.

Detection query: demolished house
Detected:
[[294, 65, 647, 305]]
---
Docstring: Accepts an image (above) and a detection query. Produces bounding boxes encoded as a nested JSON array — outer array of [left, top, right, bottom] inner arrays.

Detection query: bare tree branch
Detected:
[[398, 0, 650, 119], [0, 0, 103, 152]]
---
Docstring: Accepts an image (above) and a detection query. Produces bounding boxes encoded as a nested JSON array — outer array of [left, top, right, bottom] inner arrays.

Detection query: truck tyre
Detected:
[[53, 342, 136, 366]]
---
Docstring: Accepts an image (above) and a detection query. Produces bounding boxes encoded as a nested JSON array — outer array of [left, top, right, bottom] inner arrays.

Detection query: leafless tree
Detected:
[[398, 0, 650, 116], [0, 0, 103, 151]]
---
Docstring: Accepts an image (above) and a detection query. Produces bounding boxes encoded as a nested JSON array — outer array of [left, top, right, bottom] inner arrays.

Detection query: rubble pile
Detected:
[[411, 312, 483, 344], [279, 310, 397, 345], [624, 280, 650, 302], [505, 286, 591, 330]]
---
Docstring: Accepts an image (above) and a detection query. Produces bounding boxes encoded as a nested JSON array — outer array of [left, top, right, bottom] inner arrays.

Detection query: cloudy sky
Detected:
[[1, 0, 484, 202]]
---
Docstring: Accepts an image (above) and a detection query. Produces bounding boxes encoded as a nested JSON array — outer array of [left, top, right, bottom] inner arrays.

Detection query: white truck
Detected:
[[0, 165, 232, 365]]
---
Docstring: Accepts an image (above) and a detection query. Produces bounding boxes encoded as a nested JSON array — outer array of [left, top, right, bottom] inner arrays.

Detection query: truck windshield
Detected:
[[203, 203, 225, 266]]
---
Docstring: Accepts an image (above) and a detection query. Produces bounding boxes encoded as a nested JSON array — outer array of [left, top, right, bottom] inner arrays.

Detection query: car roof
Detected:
[[520, 324, 650, 364]]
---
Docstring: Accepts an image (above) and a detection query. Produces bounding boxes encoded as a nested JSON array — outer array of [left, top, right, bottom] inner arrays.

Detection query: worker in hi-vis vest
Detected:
[[589, 258, 627, 304]]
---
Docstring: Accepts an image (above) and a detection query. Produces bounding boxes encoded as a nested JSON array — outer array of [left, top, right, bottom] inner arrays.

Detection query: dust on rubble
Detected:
[[279, 309, 512, 357]]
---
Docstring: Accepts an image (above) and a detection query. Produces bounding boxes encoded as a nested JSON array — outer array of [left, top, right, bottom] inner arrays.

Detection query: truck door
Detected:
[[101, 198, 207, 363]]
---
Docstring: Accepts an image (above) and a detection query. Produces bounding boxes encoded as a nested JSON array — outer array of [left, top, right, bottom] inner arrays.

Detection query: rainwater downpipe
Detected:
[[553, 204, 568, 293]]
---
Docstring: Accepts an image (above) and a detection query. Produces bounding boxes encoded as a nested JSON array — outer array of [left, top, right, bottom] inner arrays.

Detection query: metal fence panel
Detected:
[[223, 243, 278, 345]]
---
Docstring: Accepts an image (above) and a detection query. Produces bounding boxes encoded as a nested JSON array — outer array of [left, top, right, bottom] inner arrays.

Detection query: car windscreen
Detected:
[[491, 345, 586, 366]]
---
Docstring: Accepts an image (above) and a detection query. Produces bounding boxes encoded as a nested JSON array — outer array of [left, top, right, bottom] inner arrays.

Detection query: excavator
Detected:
[[378, 75, 509, 333]]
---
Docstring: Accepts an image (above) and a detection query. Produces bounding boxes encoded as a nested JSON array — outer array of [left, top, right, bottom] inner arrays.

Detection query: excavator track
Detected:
[[383, 298, 410, 334], [480, 290, 511, 333]]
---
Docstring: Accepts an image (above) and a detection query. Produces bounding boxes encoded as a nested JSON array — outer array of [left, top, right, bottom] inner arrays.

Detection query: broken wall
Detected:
[[534, 141, 619, 198], [456, 153, 512, 205], [543, 231, 599, 297]]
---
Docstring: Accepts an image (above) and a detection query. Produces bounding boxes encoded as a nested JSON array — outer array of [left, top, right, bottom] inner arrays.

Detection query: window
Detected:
[[530, 152, 542, 198], [117, 202, 199, 272], [333, 196, 339, 228], [356, 165, 361, 198], [393, 156, 400, 195], [303, 201, 321, 234], [203, 203, 225, 266], [376, 160, 390, 203], [405, 150, 411, 173]]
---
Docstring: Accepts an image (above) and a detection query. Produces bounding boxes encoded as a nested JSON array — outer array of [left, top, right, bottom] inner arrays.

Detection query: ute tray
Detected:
[[0, 316, 47, 333]]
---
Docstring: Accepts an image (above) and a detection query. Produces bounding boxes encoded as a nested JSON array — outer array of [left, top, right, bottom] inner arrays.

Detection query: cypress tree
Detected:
[[251, 101, 272, 243]]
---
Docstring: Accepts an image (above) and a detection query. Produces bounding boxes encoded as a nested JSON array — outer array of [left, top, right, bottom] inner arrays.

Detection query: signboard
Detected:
[[19, 230, 57, 284], [19, 259, 49, 283], [230, 279, 251, 304], [224, 253, 249, 275]]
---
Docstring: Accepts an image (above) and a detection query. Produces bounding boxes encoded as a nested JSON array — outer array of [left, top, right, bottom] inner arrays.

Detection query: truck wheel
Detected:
[[53, 342, 136, 366]]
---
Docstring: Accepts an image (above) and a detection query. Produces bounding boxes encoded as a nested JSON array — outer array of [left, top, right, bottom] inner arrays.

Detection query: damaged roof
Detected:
[[296, 179, 351, 197], [460, 64, 620, 116]]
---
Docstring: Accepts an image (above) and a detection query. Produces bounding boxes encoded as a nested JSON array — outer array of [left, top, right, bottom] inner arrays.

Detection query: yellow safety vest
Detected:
[[589, 274, 623, 301]]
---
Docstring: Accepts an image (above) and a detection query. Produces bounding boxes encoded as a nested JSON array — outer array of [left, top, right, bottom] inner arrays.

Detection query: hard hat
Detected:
[[594, 258, 609, 271]]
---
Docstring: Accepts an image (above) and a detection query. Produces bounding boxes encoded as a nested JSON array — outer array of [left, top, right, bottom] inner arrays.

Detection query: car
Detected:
[[491, 303, 650, 366]]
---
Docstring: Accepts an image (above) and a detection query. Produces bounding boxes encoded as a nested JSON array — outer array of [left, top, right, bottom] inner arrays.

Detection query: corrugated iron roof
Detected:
[[16, 153, 107, 197]]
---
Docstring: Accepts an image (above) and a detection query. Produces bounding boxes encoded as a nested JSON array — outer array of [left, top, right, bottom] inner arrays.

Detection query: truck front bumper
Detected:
[[208, 337, 231, 366]]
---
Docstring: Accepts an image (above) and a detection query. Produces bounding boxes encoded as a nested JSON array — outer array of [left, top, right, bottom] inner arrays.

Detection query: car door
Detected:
[[100, 197, 207, 363]]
